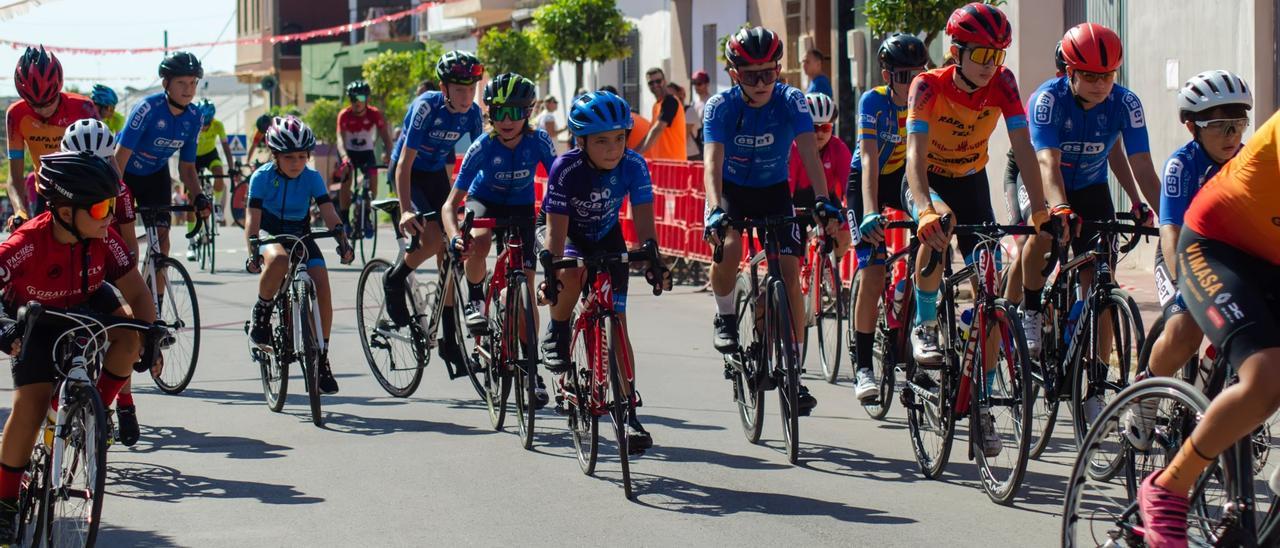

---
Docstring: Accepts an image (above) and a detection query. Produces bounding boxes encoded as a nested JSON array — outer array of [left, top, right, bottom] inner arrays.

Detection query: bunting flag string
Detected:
[[0, 1, 436, 55]]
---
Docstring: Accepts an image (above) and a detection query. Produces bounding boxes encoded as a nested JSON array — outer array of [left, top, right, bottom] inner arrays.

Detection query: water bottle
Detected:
[[959, 307, 974, 342], [1063, 301, 1085, 347], [891, 279, 908, 318]]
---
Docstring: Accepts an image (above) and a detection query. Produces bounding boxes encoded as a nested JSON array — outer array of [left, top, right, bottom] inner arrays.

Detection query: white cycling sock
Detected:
[[714, 290, 736, 316]]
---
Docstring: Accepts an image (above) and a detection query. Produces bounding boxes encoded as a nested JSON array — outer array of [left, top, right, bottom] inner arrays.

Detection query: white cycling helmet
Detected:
[[265, 115, 316, 153], [1178, 70, 1252, 118], [805, 92, 836, 124], [60, 118, 117, 161]]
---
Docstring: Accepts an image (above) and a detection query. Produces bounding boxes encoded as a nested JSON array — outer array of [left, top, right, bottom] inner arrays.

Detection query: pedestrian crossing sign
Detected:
[[228, 134, 248, 158]]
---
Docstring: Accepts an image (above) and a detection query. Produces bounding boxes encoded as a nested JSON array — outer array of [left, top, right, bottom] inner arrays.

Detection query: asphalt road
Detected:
[[0, 227, 1171, 547]]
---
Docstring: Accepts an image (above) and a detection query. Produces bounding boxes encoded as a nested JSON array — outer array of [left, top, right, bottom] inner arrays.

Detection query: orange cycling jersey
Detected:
[[905, 65, 1028, 178], [1184, 109, 1280, 266], [5, 93, 99, 170]]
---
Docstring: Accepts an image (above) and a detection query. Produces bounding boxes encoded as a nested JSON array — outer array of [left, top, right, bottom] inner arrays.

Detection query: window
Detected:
[[702, 23, 717, 89], [618, 28, 641, 109], [784, 0, 802, 70]]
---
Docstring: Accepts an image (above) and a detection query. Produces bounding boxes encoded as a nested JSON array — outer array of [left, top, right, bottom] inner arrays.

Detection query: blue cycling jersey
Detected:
[[454, 129, 557, 205], [702, 83, 814, 187], [1160, 140, 1225, 227], [542, 149, 654, 241], [117, 92, 201, 176], [394, 91, 483, 173], [247, 163, 329, 232], [850, 85, 907, 175], [1027, 77, 1151, 191]]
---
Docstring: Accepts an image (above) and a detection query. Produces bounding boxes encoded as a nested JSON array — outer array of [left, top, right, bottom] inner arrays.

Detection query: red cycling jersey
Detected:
[[0, 212, 135, 310], [5, 93, 99, 170], [337, 106, 387, 153], [788, 137, 851, 202]]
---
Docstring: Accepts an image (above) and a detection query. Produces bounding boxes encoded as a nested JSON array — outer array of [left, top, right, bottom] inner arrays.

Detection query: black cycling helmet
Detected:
[[436, 50, 483, 86], [346, 79, 371, 100], [724, 26, 783, 68], [158, 51, 204, 79], [37, 151, 120, 207], [1054, 41, 1067, 74], [483, 73, 536, 108], [878, 33, 929, 70], [255, 113, 272, 132]]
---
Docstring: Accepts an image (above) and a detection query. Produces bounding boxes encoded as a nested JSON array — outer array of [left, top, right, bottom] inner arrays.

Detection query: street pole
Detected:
[[164, 30, 168, 55]]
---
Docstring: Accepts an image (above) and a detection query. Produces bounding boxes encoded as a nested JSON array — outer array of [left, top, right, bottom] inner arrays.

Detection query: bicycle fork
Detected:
[[50, 362, 92, 492]]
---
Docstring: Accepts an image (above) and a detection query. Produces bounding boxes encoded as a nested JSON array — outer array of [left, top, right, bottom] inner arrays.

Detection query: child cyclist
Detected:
[[442, 73, 557, 408], [245, 116, 354, 394], [0, 151, 158, 542], [538, 91, 672, 452], [787, 91, 853, 259]]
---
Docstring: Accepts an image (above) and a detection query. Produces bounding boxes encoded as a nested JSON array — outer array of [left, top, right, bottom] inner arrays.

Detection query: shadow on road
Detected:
[[96, 525, 183, 547], [642, 415, 725, 431], [123, 424, 292, 460], [628, 472, 917, 524], [317, 410, 495, 437], [155, 387, 412, 409], [108, 461, 325, 505], [641, 445, 790, 471]]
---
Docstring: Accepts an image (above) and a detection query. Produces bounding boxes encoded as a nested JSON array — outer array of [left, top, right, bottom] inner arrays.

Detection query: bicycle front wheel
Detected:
[[253, 305, 289, 412], [569, 314, 601, 475], [1071, 289, 1142, 480], [971, 301, 1034, 505], [299, 286, 324, 427], [512, 281, 538, 449], [771, 279, 801, 465], [151, 257, 201, 394], [45, 383, 108, 548], [815, 255, 844, 384], [356, 259, 426, 397], [732, 274, 765, 443], [607, 315, 633, 499], [861, 292, 896, 420]]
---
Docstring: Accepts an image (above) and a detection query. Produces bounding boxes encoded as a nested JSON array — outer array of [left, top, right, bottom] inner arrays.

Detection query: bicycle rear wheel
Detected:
[[972, 301, 1034, 505], [151, 257, 201, 394], [45, 384, 108, 548], [356, 259, 427, 397], [569, 315, 601, 475], [299, 287, 324, 427], [861, 296, 896, 420], [513, 282, 538, 449], [771, 280, 801, 465], [607, 316, 633, 499], [252, 305, 289, 412], [904, 357, 955, 479], [366, 194, 378, 260], [815, 255, 844, 384], [18, 444, 49, 546], [732, 274, 765, 443], [1071, 289, 1142, 480], [1028, 293, 1064, 459]]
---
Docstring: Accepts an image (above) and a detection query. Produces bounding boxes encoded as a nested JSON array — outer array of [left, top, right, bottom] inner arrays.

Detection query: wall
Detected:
[[690, 0, 748, 94]]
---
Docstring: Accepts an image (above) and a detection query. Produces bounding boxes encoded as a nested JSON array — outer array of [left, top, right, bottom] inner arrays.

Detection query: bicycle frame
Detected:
[[475, 217, 531, 368]]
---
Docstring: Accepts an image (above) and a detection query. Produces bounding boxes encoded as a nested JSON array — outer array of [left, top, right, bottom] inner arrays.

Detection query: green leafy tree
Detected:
[[864, 0, 1004, 60], [479, 28, 550, 82], [362, 43, 445, 128], [302, 98, 341, 145], [532, 0, 633, 92], [716, 23, 751, 64]]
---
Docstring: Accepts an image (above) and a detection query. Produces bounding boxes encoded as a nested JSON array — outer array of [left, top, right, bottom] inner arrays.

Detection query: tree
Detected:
[[302, 98, 340, 145], [479, 28, 550, 82], [532, 0, 633, 92], [362, 43, 445, 128], [864, 0, 1005, 60]]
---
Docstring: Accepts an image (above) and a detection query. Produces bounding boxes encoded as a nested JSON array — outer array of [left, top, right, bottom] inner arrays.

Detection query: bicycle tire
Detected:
[[356, 259, 426, 397], [732, 274, 765, 443], [367, 196, 378, 260], [254, 303, 289, 412], [514, 281, 537, 449], [607, 315, 633, 499], [771, 279, 801, 465], [1071, 289, 1141, 480], [477, 278, 511, 430], [354, 200, 367, 264], [815, 255, 844, 384], [18, 444, 49, 546], [45, 384, 108, 548], [1029, 295, 1063, 460], [971, 300, 1034, 505], [569, 314, 601, 475], [150, 257, 201, 394], [1061, 377, 1212, 547], [299, 285, 324, 427], [205, 219, 217, 274], [861, 293, 896, 420]]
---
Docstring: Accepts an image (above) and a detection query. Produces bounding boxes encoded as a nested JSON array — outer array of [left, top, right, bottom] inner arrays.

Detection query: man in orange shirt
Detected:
[[637, 68, 687, 161]]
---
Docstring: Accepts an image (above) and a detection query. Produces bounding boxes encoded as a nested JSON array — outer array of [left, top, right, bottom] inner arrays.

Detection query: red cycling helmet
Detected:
[[945, 3, 1012, 49], [14, 45, 63, 106], [1060, 23, 1122, 73], [725, 26, 783, 68]]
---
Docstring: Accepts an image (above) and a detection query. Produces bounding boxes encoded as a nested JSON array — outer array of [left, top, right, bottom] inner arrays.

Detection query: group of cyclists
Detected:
[[0, 1, 1275, 544]]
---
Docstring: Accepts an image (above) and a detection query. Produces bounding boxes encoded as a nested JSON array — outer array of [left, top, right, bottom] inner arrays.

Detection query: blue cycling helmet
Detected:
[[567, 91, 633, 137], [90, 84, 118, 107], [194, 98, 216, 124]]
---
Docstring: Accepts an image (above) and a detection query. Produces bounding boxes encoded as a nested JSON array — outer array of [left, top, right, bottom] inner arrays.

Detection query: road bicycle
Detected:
[[543, 243, 665, 499], [134, 206, 202, 395], [717, 214, 812, 465], [901, 217, 1037, 504], [355, 200, 474, 398], [6, 302, 160, 548], [849, 217, 918, 419], [245, 228, 345, 427]]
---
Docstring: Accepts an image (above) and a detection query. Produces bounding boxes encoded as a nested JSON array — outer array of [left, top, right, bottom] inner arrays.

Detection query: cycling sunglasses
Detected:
[[489, 106, 530, 122], [813, 123, 833, 133], [735, 66, 779, 87], [1194, 117, 1250, 136], [889, 67, 925, 85], [1072, 69, 1117, 84], [962, 46, 1006, 66], [85, 197, 115, 220]]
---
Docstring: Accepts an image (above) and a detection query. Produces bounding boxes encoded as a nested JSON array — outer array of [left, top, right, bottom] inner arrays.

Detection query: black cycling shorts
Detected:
[[1065, 183, 1116, 258], [721, 181, 802, 257], [409, 168, 452, 215], [11, 285, 123, 387], [345, 150, 379, 188], [465, 197, 536, 270], [535, 222, 631, 312], [1177, 228, 1280, 369], [847, 167, 906, 216], [904, 170, 996, 263], [123, 168, 173, 229], [195, 150, 222, 173]]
